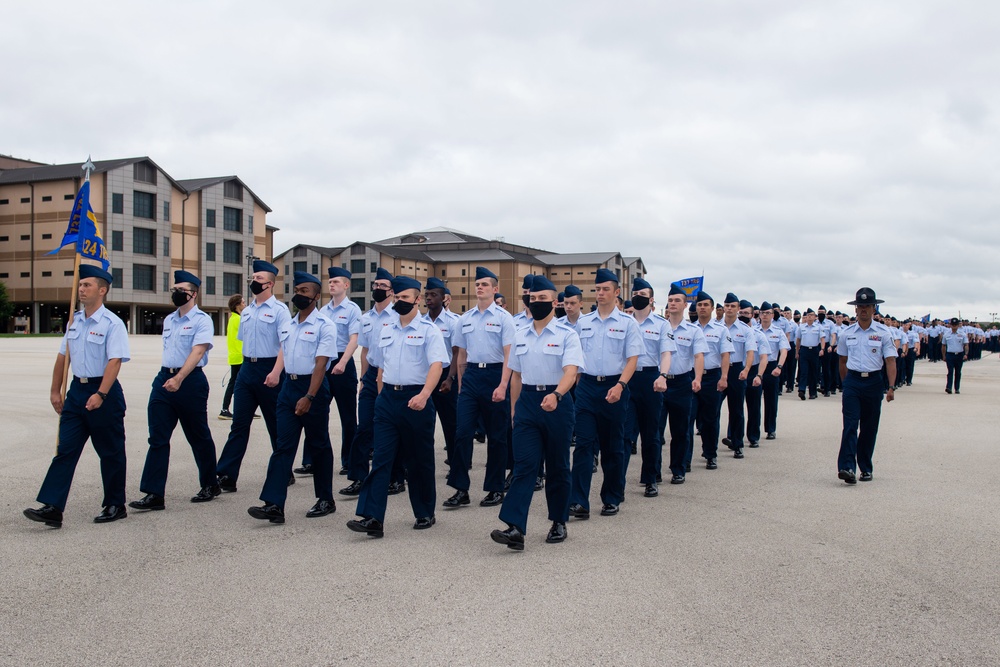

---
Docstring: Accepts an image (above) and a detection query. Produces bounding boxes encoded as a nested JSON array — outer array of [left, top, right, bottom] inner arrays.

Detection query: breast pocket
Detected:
[[403, 335, 426, 363], [65, 326, 81, 340], [605, 327, 626, 355], [579, 326, 596, 353], [87, 321, 110, 345], [162, 327, 173, 349], [298, 330, 318, 352]]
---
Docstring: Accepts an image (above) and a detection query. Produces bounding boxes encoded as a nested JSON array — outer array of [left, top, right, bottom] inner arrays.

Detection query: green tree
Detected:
[[0, 281, 13, 321]]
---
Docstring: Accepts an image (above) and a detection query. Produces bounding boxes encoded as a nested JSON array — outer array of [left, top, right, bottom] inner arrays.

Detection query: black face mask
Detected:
[[171, 290, 192, 307], [372, 288, 389, 303], [291, 294, 315, 311], [554, 307, 567, 319], [392, 300, 415, 316], [738, 315, 751, 324], [528, 301, 553, 320], [522, 295, 531, 308], [689, 312, 698, 322], [249, 280, 267, 295], [631, 295, 651, 311], [818, 313, 826, 322], [794, 317, 801, 323]]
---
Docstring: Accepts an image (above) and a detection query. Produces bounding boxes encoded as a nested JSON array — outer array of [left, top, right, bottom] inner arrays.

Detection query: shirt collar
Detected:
[[81, 305, 108, 323], [294, 308, 321, 326]]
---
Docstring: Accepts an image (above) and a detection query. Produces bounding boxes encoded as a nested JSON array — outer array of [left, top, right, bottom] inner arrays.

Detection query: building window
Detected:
[[205, 242, 216, 262], [461, 287, 466, 294], [42, 271, 52, 277], [370, 262, 377, 272], [42, 195, 52, 202], [350, 278, 365, 293], [163, 236, 170, 257], [133, 227, 156, 255], [0, 199, 8, 205], [21, 197, 30, 204], [111, 230, 123, 251], [351, 259, 365, 274], [223, 272, 241, 296], [224, 180, 243, 201], [133, 264, 155, 291], [223, 207, 242, 232], [248, 214, 253, 234], [112, 193, 124, 214], [461, 269, 466, 276], [293, 247, 307, 257], [20, 272, 29, 278], [64, 194, 74, 201], [205, 276, 216, 295], [0, 236, 7, 241], [284, 265, 289, 275], [63, 270, 73, 277], [112, 268, 123, 288], [163, 272, 170, 292], [441, 269, 446, 276], [351, 296, 366, 311], [284, 283, 289, 294], [0, 273, 7, 278], [206, 209, 216, 227], [42, 233, 52, 239], [293, 261, 307, 273], [223, 239, 243, 265], [351, 245, 364, 256], [133, 191, 156, 219], [20, 234, 30, 241], [134, 161, 157, 184], [163, 201, 170, 222], [311, 264, 318, 274]]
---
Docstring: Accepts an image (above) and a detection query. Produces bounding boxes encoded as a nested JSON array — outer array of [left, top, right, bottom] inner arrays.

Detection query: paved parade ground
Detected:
[[1, 335, 998, 667]]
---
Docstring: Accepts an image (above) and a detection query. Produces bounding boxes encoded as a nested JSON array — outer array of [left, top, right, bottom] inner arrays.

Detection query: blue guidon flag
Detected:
[[672, 276, 704, 304], [47, 180, 110, 271]]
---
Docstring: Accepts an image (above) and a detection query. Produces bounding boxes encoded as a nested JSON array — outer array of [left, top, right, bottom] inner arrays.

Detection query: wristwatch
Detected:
[[617, 380, 627, 390], [305, 394, 315, 401], [776, 364, 783, 370], [96, 391, 108, 401], [553, 391, 564, 402], [659, 372, 669, 379]]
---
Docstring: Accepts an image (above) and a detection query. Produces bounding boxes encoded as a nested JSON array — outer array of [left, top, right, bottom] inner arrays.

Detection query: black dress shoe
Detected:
[[338, 466, 349, 475], [630, 440, 637, 455], [766, 432, 776, 440], [94, 505, 128, 523], [129, 494, 165, 511], [823, 391, 830, 397], [442, 490, 470, 508], [293, 464, 314, 475], [945, 388, 952, 394], [534, 476, 545, 492], [655, 473, 663, 483], [413, 516, 436, 530], [474, 431, 486, 443], [480, 491, 504, 507], [23, 505, 62, 528], [670, 474, 685, 485], [684, 464, 691, 473], [809, 394, 817, 399], [339, 480, 362, 496], [600, 503, 619, 516], [706, 458, 718, 470], [722, 437, 735, 450], [306, 499, 336, 518], [288, 474, 296, 487], [218, 475, 237, 493], [734, 448, 744, 459], [347, 516, 384, 538], [503, 471, 513, 492], [644, 483, 658, 497], [248, 503, 285, 523], [798, 391, 806, 401], [568, 503, 590, 520], [838, 469, 857, 485], [191, 485, 221, 503], [955, 390, 960, 395], [387, 481, 406, 495], [749, 441, 759, 448], [859, 472, 873, 482], [490, 525, 524, 551], [546, 521, 567, 543]]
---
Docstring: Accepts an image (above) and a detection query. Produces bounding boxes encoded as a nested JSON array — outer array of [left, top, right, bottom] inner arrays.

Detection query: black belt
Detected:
[[583, 373, 621, 383], [74, 376, 103, 384], [388, 384, 423, 391], [161, 366, 186, 374], [848, 370, 879, 378], [287, 373, 312, 381], [244, 356, 277, 364], [801, 345, 819, 350], [730, 362, 744, 368], [665, 370, 694, 381], [468, 362, 503, 369], [703, 367, 722, 376], [635, 366, 660, 373], [522, 384, 559, 393]]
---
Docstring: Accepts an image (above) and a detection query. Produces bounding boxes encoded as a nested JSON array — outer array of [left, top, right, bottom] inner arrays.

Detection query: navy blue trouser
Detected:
[[140, 368, 217, 497], [762, 361, 780, 434], [347, 366, 405, 484], [449, 365, 508, 493], [744, 367, 762, 444], [686, 367, 722, 464], [357, 386, 436, 523], [303, 354, 357, 468], [431, 369, 458, 463], [838, 372, 884, 474], [500, 387, 574, 534], [570, 375, 627, 508], [721, 363, 747, 448], [798, 347, 820, 396], [38, 378, 127, 511], [904, 349, 916, 383], [783, 346, 797, 391], [629, 368, 663, 484], [946, 352, 964, 391], [216, 357, 282, 484], [658, 372, 693, 477], [260, 376, 334, 508]]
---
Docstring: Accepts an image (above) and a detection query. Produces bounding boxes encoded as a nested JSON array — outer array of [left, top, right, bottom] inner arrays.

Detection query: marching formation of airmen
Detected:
[[22, 263, 995, 550]]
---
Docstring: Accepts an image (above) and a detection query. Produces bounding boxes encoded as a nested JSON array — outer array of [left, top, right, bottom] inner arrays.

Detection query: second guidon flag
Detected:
[[672, 276, 704, 303], [47, 180, 110, 271]]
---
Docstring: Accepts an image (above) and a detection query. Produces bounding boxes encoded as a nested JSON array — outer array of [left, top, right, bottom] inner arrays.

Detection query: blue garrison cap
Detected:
[[328, 267, 351, 279], [174, 270, 201, 288], [496, 293, 505, 300], [688, 302, 697, 313], [392, 276, 421, 293], [695, 291, 713, 304], [595, 268, 618, 284], [724, 292, 739, 304], [375, 267, 393, 283], [522, 274, 535, 290], [632, 277, 652, 292], [623, 300, 633, 309], [772, 302, 781, 309], [805, 308, 815, 314], [425, 277, 446, 291], [590, 304, 597, 312], [293, 271, 320, 286], [564, 285, 583, 298], [476, 266, 497, 281], [253, 260, 278, 275], [739, 299, 753, 309], [557, 291, 565, 301], [529, 275, 556, 292], [668, 283, 686, 297], [444, 287, 451, 295], [79, 264, 113, 284], [760, 301, 772, 311]]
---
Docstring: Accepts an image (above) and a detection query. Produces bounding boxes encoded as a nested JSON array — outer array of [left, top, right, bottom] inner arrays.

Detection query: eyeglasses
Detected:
[[171, 288, 193, 295]]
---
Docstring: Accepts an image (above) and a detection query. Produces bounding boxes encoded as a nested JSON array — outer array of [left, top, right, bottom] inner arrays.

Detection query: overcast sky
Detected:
[[6, 1, 1000, 320]]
